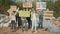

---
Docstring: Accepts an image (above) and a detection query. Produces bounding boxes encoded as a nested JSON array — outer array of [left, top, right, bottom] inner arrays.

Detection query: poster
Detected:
[[10, 5, 17, 11], [19, 11, 30, 17], [43, 10, 53, 19], [23, 2, 32, 8], [36, 2, 46, 10], [36, 2, 40, 10]]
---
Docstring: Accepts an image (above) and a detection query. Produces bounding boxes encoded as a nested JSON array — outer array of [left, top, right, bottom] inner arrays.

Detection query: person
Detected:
[[7, 10, 18, 32], [26, 9, 32, 29], [36, 11, 39, 29], [31, 10, 37, 33], [18, 16, 22, 28], [39, 10, 43, 29], [21, 17, 28, 31], [16, 8, 22, 28], [16, 11, 22, 28], [7, 9, 17, 31], [10, 11, 18, 32]]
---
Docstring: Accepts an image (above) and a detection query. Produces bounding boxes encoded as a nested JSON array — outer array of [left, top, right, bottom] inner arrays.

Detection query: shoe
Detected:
[[34, 31, 37, 33], [12, 30, 16, 32], [32, 30, 35, 33]]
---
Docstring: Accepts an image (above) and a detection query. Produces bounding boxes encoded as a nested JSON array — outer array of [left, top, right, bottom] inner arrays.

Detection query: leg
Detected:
[[39, 15, 43, 29], [35, 20, 37, 31], [11, 21, 13, 29], [18, 17, 22, 28], [13, 21, 17, 32], [32, 20, 34, 30]]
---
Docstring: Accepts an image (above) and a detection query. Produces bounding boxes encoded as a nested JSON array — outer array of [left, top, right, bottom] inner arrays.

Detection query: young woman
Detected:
[[11, 11, 17, 32], [31, 10, 37, 33]]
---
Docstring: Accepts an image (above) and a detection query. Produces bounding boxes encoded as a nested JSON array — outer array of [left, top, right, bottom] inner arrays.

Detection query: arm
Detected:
[[14, 9, 19, 15]]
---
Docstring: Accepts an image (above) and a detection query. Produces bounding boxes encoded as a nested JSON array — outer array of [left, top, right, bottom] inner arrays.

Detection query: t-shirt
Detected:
[[11, 15, 16, 21]]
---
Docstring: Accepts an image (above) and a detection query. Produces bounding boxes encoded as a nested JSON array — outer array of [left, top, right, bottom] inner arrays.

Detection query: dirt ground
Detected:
[[0, 27, 56, 34]]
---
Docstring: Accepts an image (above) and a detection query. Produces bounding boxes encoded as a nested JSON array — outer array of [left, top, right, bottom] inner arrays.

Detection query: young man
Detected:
[[39, 10, 43, 29]]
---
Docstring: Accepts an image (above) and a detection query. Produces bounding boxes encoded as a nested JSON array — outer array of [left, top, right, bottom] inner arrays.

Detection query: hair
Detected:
[[13, 11, 16, 13]]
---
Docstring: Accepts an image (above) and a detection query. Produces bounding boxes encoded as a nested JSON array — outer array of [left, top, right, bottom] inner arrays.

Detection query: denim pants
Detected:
[[39, 15, 43, 28], [11, 20, 16, 31]]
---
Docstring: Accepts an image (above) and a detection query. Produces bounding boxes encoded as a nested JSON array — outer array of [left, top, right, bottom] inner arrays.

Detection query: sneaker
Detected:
[[34, 31, 37, 33]]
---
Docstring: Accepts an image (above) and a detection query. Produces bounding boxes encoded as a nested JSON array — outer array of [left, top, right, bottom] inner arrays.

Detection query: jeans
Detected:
[[26, 17, 32, 29], [39, 15, 43, 28], [11, 20, 16, 31]]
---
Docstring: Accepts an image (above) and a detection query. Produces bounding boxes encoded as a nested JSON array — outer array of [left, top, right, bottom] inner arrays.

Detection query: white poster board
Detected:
[[36, 2, 46, 10], [23, 2, 32, 8], [10, 5, 17, 11]]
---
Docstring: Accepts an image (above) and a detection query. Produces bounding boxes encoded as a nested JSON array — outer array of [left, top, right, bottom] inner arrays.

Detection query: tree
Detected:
[[55, 0, 60, 17], [16, 1, 23, 10], [32, 0, 36, 9], [46, 0, 59, 18], [0, 0, 10, 15]]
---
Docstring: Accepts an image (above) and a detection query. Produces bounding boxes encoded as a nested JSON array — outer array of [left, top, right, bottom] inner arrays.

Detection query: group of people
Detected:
[[7, 8, 43, 33]]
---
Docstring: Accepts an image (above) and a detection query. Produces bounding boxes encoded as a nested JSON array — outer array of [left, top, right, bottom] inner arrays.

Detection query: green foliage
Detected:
[[32, 1, 36, 9], [46, 0, 60, 18], [0, 0, 10, 15], [55, 0, 60, 16], [16, 2, 23, 10]]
